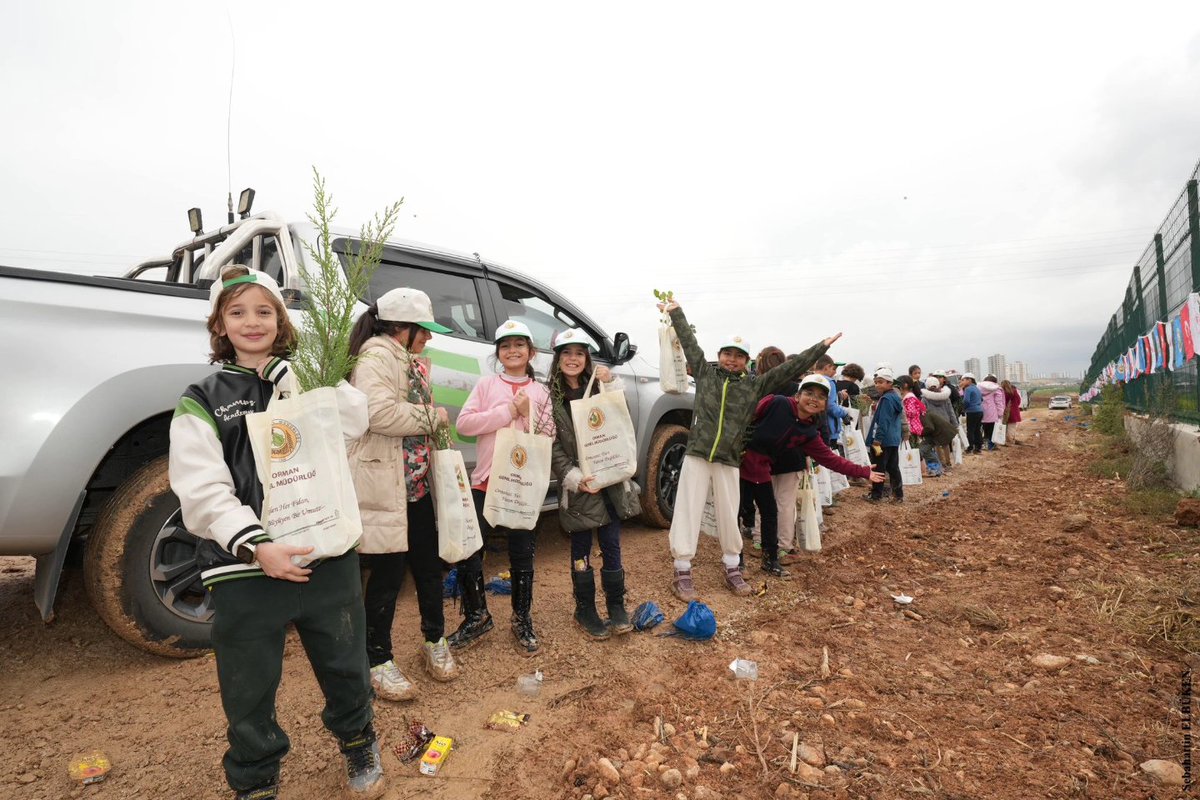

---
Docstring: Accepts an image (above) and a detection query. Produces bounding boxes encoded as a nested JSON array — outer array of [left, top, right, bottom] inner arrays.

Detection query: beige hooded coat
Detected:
[[348, 335, 440, 553]]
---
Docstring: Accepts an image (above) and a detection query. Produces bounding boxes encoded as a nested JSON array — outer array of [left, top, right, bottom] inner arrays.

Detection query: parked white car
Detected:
[[1048, 395, 1072, 410]]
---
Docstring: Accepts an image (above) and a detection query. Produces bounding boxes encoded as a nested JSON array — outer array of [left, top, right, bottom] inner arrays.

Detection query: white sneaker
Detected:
[[370, 660, 417, 702], [422, 637, 460, 682]]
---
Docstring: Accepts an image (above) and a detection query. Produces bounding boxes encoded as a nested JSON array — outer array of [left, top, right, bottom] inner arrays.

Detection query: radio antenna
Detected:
[[225, 7, 236, 224]]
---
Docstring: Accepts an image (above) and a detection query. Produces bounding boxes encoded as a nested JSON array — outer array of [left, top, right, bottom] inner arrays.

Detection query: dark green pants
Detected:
[[209, 551, 373, 792]]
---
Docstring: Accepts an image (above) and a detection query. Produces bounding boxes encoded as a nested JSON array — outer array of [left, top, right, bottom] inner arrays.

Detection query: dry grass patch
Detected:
[[1084, 573, 1200, 656]]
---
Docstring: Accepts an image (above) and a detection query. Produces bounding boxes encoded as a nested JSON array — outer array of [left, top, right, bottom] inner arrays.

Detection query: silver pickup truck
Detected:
[[0, 208, 693, 656]]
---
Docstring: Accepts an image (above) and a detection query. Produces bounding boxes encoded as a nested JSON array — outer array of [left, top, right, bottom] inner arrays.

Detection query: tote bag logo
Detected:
[[587, 407, 605, 430], [510, 445, 528, 469], [270, 420, 302, 461]]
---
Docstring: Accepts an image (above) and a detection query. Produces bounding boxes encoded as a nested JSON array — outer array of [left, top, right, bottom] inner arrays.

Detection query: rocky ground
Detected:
[[2, 409, 1198, 799]]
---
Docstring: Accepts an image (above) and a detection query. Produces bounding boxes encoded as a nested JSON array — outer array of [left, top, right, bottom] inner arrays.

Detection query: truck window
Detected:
[[368, 264, 486, 340], [230, 235, 285, 284], [496, 284, 597, 352]]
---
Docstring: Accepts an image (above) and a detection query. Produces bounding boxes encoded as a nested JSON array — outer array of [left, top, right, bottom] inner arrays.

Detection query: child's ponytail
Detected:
[[348, 305, 381, 358]]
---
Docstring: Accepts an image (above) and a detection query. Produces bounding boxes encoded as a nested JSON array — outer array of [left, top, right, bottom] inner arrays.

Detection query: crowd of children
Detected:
[[169, 274, 1025, 799]]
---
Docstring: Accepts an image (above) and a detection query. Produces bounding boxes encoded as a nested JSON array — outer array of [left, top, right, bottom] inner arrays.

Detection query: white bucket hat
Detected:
[[719, 335, 751, 356], [208, 267, 286, 314], [377, 287, 453, 333], [494, 319, 534, 343], [552, 327, 595, 351]]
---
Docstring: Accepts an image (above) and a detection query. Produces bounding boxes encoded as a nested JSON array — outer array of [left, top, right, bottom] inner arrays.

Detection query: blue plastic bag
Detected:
[[485, 577, 512, 595], [672, 600, 717, 641], [632, 601, 665, 631], [442, 568, 459, 599]]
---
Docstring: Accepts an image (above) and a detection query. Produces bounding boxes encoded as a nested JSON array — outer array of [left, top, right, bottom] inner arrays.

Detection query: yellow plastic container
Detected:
[[419, 736, 453, 776]]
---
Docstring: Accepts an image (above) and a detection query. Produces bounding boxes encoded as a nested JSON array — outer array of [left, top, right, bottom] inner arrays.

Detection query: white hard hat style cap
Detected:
[[377, 287, 453, 333], [719, 335, 751, 356], [494, 319, 534, 343], [209, 267, 286, 314], [962, 372, 976, 381], [799, 374, 831, 395], [874, 367, 895, 381], [552, 328, 595, 352]]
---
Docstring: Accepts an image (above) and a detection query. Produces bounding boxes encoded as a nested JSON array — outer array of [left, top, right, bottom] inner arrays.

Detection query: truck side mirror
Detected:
[[613, 332, 634, 363]]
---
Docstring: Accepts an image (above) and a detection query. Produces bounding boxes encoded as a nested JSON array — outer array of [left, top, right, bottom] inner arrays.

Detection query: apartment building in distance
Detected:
[[964, 357, 981, 376], [987, 353, 1008, 381]]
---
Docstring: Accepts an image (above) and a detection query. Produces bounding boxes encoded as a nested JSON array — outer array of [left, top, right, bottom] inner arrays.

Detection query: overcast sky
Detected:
[[4, 2, 1200, 378]]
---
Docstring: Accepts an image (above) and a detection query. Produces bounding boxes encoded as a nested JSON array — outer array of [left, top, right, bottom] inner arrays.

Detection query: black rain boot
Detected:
[[600, 568, 633, 635], [572, 568, 610, 641], [447, 569, 493, 651], [510, 569, 540, 656]]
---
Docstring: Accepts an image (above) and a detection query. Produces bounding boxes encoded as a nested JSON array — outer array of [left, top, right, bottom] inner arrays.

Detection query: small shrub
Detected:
[[1093, 384, 1125, 436], [1089, 434, 1134, 479]]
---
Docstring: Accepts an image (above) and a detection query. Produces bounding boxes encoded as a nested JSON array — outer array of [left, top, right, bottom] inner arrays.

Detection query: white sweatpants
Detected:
[[669, 456, 742, 564], [772, 472, 800, 552]]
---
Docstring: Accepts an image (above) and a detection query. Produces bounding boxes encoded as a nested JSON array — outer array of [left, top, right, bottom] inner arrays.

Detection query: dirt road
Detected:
[[2, 412, 1195, 799]]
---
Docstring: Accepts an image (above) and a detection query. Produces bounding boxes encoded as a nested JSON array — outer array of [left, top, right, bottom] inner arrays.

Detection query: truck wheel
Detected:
[[640, 424, 690, 529], [84, 456, 212, 657]]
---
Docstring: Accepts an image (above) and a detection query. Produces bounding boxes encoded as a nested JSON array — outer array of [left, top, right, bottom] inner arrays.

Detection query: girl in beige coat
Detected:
[[348, 288, 456, 700]]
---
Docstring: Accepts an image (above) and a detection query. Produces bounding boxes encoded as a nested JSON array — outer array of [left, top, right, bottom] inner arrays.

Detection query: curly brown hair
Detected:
[[206, 265, 297, 364]]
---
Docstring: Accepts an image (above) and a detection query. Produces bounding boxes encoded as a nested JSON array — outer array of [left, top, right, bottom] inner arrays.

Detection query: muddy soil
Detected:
[[2, 412, 1196, 799]]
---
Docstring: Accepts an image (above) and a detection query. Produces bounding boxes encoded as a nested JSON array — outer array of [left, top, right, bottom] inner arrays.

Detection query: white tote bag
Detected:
[[829, 470, 850, 495], [814, 463, 833, 507], [571, 373, 637, 489], [951, 435, 964, 465], [431, 449, 483, 563], [658, 321, 689, 394], [899, 443, 923, 486], [246, 386, 363, 565], [841, 428, 871, 466], [991, 419, 1007, 446], [796, 470, 821, 552], [956, 423, 969, 448], [483, 413, 553, 531]]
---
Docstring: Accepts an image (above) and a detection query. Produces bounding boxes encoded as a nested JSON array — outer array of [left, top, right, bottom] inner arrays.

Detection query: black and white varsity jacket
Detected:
[[168, 359, 368, 587]]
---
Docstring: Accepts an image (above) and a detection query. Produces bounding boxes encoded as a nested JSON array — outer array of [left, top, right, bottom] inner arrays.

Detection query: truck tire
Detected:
[[639, 423, 690, 529], [84, 456, 212, 657]]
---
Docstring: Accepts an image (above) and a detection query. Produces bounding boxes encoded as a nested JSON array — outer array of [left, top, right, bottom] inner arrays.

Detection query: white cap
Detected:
[[962, 372, 976, 381], [930, 368, 947, 377], [377, 287, 453, 333], [719, 335, 751, 356], [208, 267, 286, 314], [925, 376, 941, 390], [874, 367, 894, 381], [494, 319, 534, 343], [552, 327, 595, 351], [798, 374, 831, 394]]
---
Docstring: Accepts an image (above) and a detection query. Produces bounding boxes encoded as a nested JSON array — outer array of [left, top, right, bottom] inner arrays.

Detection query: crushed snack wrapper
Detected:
[[485, 710, 531, 732], [393, 720, 436, 763], [68, 752, 112, 785]]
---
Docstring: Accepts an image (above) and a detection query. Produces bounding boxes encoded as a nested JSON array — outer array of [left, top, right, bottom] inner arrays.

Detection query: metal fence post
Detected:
[[1188, 180, 1200, 422]]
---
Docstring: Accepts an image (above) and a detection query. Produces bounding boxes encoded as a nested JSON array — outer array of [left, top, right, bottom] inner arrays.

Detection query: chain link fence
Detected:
[[1084, 159, 1200, 421]]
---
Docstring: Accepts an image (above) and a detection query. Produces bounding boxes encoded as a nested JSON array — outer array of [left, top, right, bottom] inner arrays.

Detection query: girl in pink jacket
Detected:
[[979, 375, 1006, 451], [447, 320, 554, 656]]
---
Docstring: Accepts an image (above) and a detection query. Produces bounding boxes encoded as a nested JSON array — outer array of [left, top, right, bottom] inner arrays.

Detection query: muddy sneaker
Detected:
[[339, 728, 385, 797], [671, 569, 697, 602], [370, 660, 417, 702], [422, 638, 460, 682], [761, 557, 791, 578], [235, 784, 279, 800], [779, 551, 804, 566], [724, 566, 752, 596]]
